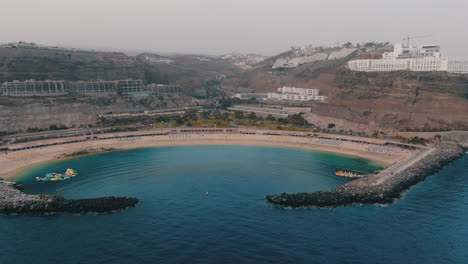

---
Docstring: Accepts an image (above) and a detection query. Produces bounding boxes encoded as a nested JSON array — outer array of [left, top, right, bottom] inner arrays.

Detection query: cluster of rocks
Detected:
[[0, 180, 138, 214], [266, 143, 464, 207]]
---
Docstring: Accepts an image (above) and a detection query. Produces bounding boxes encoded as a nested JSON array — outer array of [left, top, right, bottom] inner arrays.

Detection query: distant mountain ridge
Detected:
[[0, 44, 143, 82]]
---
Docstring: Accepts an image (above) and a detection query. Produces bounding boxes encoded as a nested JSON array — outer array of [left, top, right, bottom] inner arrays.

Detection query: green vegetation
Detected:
[[233, 121, 309, 132], [234, 111, 244, 119], [403, 136, 429, 146], [218, 97, 242, 109], [24, 125, 69, 133], [287, 114, 310, 127], [248, 112, 257, 120], [49, 124, 68, 130], [188, 120, 233, 128], [15, 136, 51, 143]]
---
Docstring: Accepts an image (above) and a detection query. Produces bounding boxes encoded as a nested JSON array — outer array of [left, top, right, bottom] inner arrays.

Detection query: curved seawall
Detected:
[[267, 143, 464, 207]]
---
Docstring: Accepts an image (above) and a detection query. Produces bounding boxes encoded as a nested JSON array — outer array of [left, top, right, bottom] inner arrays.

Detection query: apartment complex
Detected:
[[1, 79, 183, 97], [233, 86, 326, 102], [348, 44, 468, 73], [69, 80, 117, 95], [1, 80, 68, 96], [146, 84, 184, 95], [118, 80, 147, 96]]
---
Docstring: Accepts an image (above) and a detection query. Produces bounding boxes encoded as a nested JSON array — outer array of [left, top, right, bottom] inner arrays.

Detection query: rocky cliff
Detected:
[[312, 70, 468, 131]]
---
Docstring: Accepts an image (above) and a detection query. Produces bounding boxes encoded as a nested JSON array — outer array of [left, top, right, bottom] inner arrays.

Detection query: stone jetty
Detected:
[[0, 180, 138, 214], [266, 143, 464, 207]]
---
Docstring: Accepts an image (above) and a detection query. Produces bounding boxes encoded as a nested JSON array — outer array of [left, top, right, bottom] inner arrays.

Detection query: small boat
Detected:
[[335, 170, 360, 179], [36, 169, 78, 182], [65, 168, 78, 177]]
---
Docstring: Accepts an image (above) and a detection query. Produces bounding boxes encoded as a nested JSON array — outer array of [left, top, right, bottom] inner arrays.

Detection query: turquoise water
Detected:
[[1, 145, 467, 264]]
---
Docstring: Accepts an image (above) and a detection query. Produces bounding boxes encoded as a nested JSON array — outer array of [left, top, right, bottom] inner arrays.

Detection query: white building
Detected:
[[268, 87, 326, 102], [277, 86, 320, 96], [348, 44, 468, 73], [232, 87, 326, 102], [1, 80, 68, 96]]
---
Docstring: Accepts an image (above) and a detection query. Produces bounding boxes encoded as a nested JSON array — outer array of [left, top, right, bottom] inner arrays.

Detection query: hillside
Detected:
[[0, 95, 199, 133], [136, 53, 245, 93], [222, 44, 468, 132], [309, 70, 468, 132], [0, 45, 249, 132], [0, 46, 144, 82]]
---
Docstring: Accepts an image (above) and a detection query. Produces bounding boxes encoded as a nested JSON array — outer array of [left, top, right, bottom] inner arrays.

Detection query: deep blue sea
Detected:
[[1, 145, 467, 264]]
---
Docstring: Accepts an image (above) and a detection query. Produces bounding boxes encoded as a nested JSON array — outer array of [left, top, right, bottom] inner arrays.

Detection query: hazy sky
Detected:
[[1, 0, 468, 56]]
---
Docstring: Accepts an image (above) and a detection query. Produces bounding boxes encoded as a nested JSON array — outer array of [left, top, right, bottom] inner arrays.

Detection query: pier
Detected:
[[0, 180, 138, 214], [266, 143, 464, 207]]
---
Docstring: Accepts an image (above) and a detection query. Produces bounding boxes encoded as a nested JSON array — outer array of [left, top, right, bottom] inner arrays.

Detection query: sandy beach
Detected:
[[0, 133, 411, 181]]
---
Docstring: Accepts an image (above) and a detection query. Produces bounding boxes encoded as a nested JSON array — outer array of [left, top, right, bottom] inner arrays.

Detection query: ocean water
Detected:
[[1, 145, 467, 264]]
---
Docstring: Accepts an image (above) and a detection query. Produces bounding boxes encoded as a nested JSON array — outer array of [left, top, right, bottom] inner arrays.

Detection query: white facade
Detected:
[[277, 86, 319, 96], [447, 58, 468, 73], [268, 93, 326, 102], [348, 44, 468, 73], [232, 87, 326, 102], [268, 86, 326, 102]]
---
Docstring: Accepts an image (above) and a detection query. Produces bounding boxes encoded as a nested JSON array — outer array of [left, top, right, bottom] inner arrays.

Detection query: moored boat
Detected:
[[335, 170, 360, 178], [36, 169, 78, 182]]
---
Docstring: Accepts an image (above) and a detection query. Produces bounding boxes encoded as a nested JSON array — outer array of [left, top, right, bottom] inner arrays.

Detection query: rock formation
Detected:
[[0, 180, 138, 214]]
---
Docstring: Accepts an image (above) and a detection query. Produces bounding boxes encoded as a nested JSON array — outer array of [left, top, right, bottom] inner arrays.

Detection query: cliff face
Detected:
[[315, 70, 468, 131], [0, 47, 144, 82]]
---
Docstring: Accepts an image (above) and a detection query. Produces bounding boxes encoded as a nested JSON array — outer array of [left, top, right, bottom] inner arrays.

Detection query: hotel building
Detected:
[[268, 87, 326, 102], [348, 44, 468, 73], [1, 80, 68, 96]]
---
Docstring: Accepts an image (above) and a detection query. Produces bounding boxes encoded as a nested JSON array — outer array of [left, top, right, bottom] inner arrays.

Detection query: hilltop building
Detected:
[[348, 44, 468, 73]]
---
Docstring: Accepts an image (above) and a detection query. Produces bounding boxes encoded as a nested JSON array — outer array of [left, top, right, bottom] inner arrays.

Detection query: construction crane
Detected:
[[402, 35, 432, 47]]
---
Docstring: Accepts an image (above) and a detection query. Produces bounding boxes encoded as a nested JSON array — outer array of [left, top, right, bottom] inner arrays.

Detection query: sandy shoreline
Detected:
[[0, 134, 410, 181]]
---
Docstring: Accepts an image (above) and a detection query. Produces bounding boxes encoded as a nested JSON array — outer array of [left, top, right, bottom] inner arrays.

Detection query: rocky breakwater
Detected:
[[0, 180, 138, 214], [266, 143, 464, 207]]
